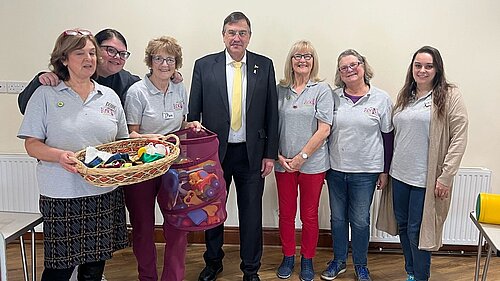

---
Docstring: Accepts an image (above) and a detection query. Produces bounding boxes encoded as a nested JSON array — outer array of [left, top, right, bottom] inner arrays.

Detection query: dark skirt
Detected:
[[40, 187, 129, 269]]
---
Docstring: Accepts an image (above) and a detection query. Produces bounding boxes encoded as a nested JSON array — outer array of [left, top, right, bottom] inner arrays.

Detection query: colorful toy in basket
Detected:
[[71, 135, 180, 187], [157, 128, 227, 231]]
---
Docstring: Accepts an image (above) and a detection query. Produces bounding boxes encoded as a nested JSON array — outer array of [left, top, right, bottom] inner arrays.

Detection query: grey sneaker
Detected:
[[354, 265, 372, 281], [320, 260, 346, 280]]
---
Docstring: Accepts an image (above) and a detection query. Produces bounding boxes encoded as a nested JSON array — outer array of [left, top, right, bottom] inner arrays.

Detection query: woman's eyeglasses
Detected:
[[62, 29, 92, 37], [338, 61, 363, 73], [152, 55, 176, 65], [101, 45, 131, 60], [292, 53, 313, 61]]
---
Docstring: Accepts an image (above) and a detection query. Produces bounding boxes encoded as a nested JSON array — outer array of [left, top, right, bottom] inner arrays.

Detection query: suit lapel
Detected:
[[246, 52, 257, 111], [213, 51, 229, 116]]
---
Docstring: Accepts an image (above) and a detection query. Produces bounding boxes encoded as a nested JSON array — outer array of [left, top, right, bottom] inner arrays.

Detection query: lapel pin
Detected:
[[253, 64, 259, 74], [57, 101, 64, 107]]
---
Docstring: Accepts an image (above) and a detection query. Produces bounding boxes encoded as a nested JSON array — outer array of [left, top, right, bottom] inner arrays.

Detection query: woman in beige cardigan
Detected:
[[377, 46, 468, 281]]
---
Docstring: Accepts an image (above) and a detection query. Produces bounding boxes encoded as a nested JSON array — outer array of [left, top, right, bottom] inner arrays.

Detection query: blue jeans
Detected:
[[326, 169, 378, 266], [392, 178, 431, 281]]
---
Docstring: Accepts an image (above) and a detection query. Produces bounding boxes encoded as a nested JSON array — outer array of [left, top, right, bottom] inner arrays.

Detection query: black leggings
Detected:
[[41, 260, 106, 281]]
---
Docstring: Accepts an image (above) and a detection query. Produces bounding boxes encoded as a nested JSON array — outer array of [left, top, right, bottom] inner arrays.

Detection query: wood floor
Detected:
[[5, 242, 499, 280]]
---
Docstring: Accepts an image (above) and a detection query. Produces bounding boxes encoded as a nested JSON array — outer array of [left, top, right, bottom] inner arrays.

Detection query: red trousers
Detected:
[[275, 171, 325, 258], [124, 177, 188, 281]]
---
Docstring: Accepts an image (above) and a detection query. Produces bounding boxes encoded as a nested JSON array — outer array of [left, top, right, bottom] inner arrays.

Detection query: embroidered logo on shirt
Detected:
[[173, 101, 184, 110], [101, 102, 117, 117], [364, 107, 379, 116], [303, 98, 316, 106]]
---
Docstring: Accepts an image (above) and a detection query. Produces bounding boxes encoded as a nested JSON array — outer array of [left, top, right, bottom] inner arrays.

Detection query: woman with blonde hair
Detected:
[[275, 40, 334, 281]]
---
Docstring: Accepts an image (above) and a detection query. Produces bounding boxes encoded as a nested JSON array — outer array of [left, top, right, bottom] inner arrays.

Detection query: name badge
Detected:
[[162, 112, 174, 119]]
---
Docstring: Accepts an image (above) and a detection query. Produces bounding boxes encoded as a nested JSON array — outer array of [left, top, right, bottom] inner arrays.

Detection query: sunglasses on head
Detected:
[[62, 29, 92, 37]]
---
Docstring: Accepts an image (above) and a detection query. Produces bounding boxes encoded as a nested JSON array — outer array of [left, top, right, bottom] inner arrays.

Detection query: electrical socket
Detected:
[[0, 81, 7, 93], [7, 81, 28, 94]]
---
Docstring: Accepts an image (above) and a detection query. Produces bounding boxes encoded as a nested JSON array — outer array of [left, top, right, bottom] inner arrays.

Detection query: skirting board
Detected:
[[21, 226, 479, 254]]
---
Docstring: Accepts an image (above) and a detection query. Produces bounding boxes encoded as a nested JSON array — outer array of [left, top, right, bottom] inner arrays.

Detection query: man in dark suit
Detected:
[[187, 11, 278, 281]]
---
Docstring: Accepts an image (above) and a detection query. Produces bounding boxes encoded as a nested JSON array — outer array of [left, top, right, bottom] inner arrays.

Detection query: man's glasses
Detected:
[[101, 45, 131, 60], [152, 55, 176, 65], [292, 53, 313, 61], [62, 29, 92, 37], [225, 30, 250, 38], [339, 61, 363, 73]]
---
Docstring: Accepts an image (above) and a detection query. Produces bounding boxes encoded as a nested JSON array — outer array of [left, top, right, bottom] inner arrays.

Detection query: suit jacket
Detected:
[[188, 50, 278, 170]]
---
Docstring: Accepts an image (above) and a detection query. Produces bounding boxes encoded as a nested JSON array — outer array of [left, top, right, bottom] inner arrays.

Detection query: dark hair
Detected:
[[95, 28, 128, 48], [222, 11, 251, 33], [50, 30, 100, 81], [394, 46, 454, 118]]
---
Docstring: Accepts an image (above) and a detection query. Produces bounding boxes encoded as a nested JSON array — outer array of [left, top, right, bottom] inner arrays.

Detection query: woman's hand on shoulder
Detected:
[[171, 71, 183, 84], [39, 72, 60, 86]]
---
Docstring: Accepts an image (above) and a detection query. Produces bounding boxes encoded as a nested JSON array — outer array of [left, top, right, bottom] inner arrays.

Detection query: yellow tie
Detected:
[[231, 61, 242, 131]]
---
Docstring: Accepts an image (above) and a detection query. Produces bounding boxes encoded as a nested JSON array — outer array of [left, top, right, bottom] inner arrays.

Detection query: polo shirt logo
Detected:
[[364, 107, 378, 116], [101, 102, 117, 117], [303, 99, 316, 106], [173, 101, 184, 110]]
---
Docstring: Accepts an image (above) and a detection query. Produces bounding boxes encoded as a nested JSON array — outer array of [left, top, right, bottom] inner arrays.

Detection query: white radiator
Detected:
[[0, 154, 493, 246], [0, 154, 39, 213], [370, 167, 492, 245]]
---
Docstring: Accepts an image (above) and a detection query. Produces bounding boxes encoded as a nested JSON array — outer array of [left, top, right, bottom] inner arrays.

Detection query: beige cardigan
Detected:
[[376, 88, 468, 251]]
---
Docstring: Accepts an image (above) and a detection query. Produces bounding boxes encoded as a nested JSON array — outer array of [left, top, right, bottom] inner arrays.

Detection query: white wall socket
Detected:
[[7, 81, 28, 94], [0, 81, 7, 93]]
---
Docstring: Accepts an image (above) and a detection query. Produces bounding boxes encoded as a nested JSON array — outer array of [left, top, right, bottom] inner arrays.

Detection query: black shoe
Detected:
[[198, 263, 223, 281], [243, 274, 261, 281]]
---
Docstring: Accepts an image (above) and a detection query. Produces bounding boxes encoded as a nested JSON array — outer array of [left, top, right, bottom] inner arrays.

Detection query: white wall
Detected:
[[1, 0, 499, 223]]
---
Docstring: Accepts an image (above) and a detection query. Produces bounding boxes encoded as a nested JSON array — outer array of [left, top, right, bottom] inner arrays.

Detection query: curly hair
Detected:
[[144, 36, 183, 69]]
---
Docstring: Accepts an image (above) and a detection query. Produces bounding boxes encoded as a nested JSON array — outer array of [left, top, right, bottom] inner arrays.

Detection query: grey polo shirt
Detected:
[[17, 81, 129, 198], [390, 92, 432, 188], [274, 81, 334, 174], [328, 86, 393, 173], [125, 75, 188, 135]]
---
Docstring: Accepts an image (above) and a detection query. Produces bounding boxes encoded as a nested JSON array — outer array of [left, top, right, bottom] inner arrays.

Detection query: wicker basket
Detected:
[[71, 134, 180, 187]]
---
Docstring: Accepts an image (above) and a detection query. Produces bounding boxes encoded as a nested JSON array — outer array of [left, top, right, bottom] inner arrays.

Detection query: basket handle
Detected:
[[69, 156, 88, 175], [159, 134, 180, 147]]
